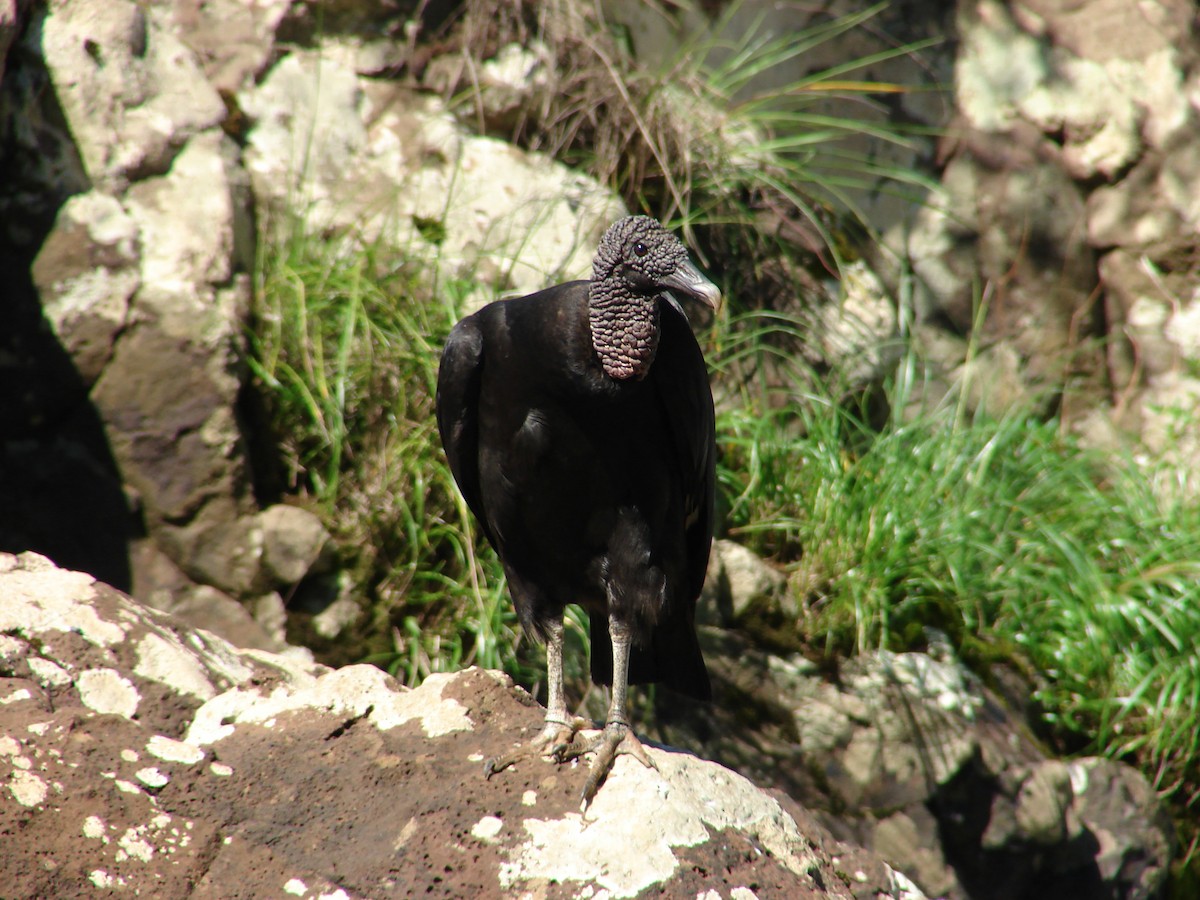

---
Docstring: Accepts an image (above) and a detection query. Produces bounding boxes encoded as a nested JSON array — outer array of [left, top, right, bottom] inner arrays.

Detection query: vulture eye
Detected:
[[633, 241, 648, 257]]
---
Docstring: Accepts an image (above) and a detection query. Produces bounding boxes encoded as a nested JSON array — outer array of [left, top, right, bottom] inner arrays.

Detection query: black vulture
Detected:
[[436, 215, 718, 805]]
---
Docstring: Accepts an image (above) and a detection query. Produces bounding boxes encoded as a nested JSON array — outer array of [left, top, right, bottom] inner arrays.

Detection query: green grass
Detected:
[[248, 216, 539, 686], [712, 308, 1200, 848]]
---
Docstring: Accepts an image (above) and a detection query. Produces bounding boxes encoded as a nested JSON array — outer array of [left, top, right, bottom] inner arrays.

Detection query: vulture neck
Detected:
[[587, 279, 661, 381]]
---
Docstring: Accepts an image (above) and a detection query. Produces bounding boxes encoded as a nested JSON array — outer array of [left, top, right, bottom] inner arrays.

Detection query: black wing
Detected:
[[653, 297, 716, 601], [435, 316, 495, 547]]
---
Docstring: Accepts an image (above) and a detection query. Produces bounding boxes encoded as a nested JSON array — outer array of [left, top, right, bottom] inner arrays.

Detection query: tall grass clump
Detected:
[[436, 0, 939, 286], [713, 309, 1200, 849], [248, 216, 538, 686]]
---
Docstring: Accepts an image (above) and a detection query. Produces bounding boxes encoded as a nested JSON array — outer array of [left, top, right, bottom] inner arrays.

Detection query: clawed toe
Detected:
[[484, 716, 656, 809], [484, 715, 591, 778], [574, 723, 657, 810]]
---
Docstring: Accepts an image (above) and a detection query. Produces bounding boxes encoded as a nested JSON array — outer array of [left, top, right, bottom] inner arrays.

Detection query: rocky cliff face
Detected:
[[6, 0, 1200, 634], [1, 1, 1195, 897], [1, 0, 623, 645], [1, 551, 921, 899]]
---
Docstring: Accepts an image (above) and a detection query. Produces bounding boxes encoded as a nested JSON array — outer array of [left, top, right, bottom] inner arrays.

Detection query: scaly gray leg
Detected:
[[484, 616, 587, 777], [555, 614, 656, 809]]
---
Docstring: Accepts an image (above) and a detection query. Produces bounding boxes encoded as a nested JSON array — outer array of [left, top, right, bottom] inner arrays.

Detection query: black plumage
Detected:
[[436, 215, 719, 803]]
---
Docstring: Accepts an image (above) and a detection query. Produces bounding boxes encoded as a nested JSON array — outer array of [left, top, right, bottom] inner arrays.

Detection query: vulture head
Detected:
[[589, 216, 720, 380], [592, 215, 722, 310]]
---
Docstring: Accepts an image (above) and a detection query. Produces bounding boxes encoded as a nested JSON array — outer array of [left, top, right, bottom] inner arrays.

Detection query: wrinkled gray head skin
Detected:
[[588, 216, 720, 381], [593, 215, 687, 284], [592, 216, 721, 308]]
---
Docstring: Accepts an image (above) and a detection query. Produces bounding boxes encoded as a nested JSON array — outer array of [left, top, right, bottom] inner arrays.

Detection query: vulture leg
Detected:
[[557, 614, 657, 809], [484, 617, 587, 778]]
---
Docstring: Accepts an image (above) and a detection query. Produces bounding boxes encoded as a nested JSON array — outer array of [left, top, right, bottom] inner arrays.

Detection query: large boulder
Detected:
[[0, 552, 922, 899]]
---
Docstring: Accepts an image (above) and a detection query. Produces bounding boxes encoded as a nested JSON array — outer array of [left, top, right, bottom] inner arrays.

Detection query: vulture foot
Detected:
[[484, 715, 591, 778], [555, 721, 657, 810]]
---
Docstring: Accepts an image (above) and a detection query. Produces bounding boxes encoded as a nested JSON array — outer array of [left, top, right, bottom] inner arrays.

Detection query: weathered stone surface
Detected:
[[700, 538, 790, 626], [0, 0, 20, 83], [871, 0, 1200, 445], [40, 0, 225, 189], [90, 327, 244, 527], [956, 0, 1189, 179], [9, 0, 264, 624], [30, 191, 139, 385], [796, 649, 983, 810], [258, 504, 331, 587], [904, 142, 1100, 412], [131, 539, 291, 654], [659, 628, 1174, 900], [239, 48, 626, 302], [153, 0, 293, 94], [0, 552, 921, 899], [1087, 136, 1200, 255]]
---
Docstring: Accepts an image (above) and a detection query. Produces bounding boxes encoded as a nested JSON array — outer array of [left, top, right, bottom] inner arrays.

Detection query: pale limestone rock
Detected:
[[76, 668, 141, 719], [30, 191, 139, 384], [499, 746, 821, 899], [148, 0, 293, 94], [185, 666, 475, 746], [239, 48, 625, 302], [700, 539, 789, 626], [1013, 760, 1076, 846], [957, 0, 1191, 179], [259, 505, 331, 586], [0, 0, 17, 66], [0, 554, 121, 646], [122, 130, 246, 341], [39, 0, 224, 189], [310, 576, 361, 640], [815, 261, 899, 385]]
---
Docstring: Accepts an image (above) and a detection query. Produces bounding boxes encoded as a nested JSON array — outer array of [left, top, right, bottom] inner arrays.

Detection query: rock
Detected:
[[1012, 760, 1077, 847], [1087, 141, 1199, 255], [89, 325, 248, 530], [1070, 757, 1175, 899], [14, 0, 265, 624], [797, 649, 983, 810], [811, 261, 900, 388], [903, 138, 1100, 412], [656, 627, 1174, 900], [130, 540, 288, 653], [40, 0, 225, 189], [426, 41, 554, 132], [238, 48, 625, 302], [248, 591, 289, 647], [152, 0, 293, 95], [1098, 249, 1180, 382], [258, 504, 331, 586], [0, 551, 920, 899], [0, 0, 17, 74], [871, 806, 959, 900], [872, 0, 1200, 451], [700, 539, 790, 627], [30, 191, 139, 385], [955, 0, 1188, 180], [284, 569, 362, 642]]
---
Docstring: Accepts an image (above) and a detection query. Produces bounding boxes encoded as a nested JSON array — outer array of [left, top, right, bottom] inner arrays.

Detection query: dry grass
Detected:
[[424, 0, 934, 280]]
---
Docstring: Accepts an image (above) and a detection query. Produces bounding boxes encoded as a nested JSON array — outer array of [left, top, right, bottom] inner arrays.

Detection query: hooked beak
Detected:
[[661, 258, 722, 310]]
